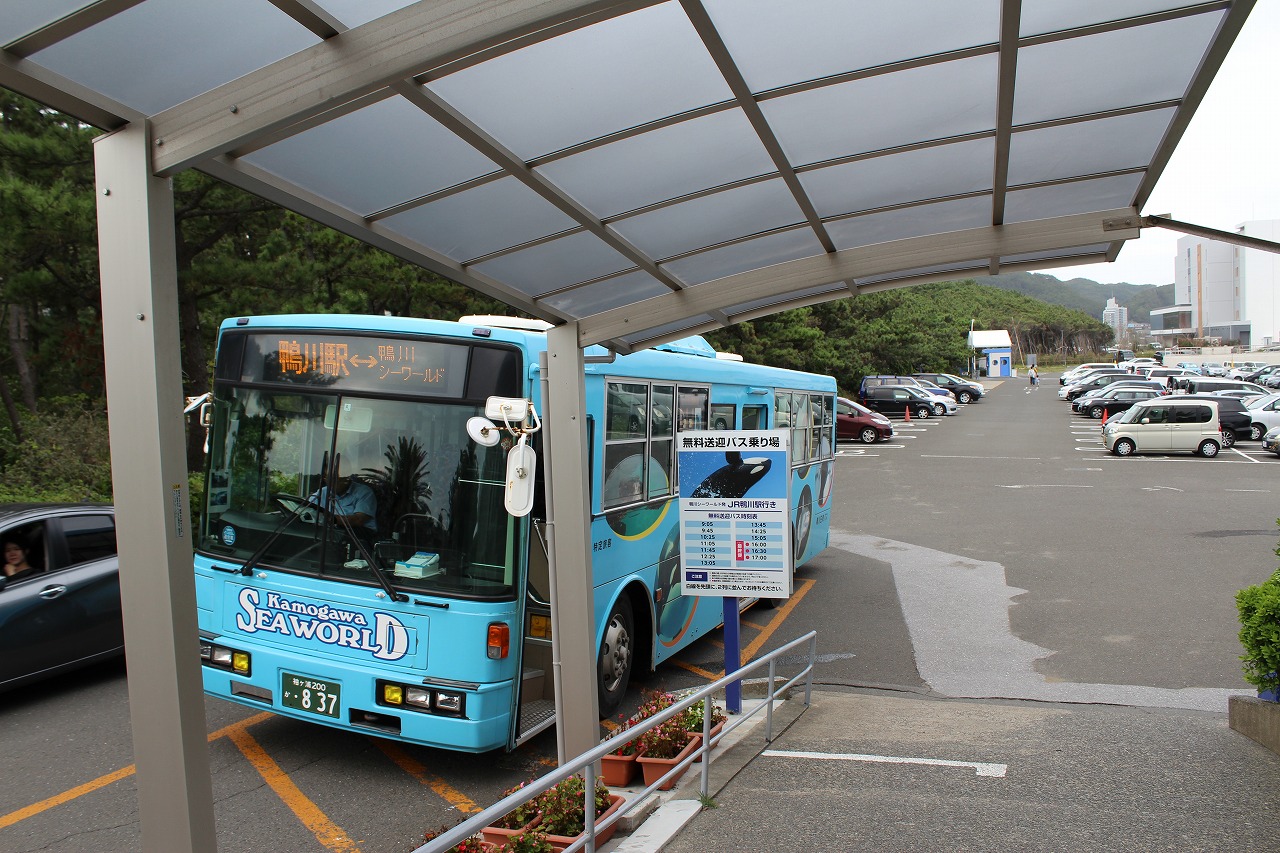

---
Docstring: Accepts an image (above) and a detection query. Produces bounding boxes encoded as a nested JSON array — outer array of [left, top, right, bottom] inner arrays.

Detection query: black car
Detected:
[[1174, 395, 1250, 446], [860, 385, 937, 419], [1063, 371, 1140, 401], [912, 373, 984, 404], [1073, 386, 1165, 419], [0, 504, 120, 692]]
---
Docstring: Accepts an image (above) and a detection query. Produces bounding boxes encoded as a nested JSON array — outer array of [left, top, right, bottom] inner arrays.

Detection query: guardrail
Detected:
[[414, 630, 819, 853]]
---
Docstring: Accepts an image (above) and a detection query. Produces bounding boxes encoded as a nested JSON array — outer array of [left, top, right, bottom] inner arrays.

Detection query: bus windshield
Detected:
[[198, 386, 518, 599]]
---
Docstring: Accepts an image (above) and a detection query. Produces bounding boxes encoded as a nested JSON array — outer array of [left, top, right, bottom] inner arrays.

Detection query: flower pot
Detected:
[[637, 734, 700, 790], [600, 748, 642, 787], [692, 721, 724, 763], [541, 794, 626, 852], [479, 818, 540, 848]]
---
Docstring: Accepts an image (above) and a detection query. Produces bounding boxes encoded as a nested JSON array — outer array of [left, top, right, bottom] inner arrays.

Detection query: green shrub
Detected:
[[1237, 552, 1280, 695], [0, 399, 112, 502]]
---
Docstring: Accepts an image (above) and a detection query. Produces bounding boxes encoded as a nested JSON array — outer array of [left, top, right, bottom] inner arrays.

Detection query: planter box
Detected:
[[1229, 695, 1280, 757], [541, 794, 626, 852], [637, 734, 699, 790], [692, 721, 725, 763], [600, 748, 642, 787]]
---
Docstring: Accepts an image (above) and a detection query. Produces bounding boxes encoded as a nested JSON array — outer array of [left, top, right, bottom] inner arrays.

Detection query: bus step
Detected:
[[519, 699, 556, 735]]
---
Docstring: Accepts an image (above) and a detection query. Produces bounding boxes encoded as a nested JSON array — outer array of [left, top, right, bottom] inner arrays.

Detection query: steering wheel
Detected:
[[271, 493, 326, 524]]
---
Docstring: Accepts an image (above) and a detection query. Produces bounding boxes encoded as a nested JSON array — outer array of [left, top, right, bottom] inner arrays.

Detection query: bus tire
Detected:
[[598, 596, 634, 718]]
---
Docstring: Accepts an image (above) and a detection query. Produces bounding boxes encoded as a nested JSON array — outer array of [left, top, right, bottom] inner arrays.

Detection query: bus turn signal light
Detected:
[[487, 623, 510, 660]]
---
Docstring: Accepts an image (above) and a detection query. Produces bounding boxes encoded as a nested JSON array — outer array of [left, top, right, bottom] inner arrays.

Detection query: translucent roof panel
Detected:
[[243, 96, 500, 216], [826, 197, 994, 251], [1013, 12, 1226, 125], [800, 138, 995, 219], [664, 229, 826, 287], [1020, 1, 1211, 38], [469, 232, 634, 298], [1004, 174, 1145, 224], [761, 55, 998, 165], [0, 0, 1252, 351], [380, 177, 579, 263], [858, 260, 988, 287], [1007, 108, 1177, 188], [0, 0, 91, 44], [610, 179, 805, 260], [30, 0, 319, 115], [540, 272, 674, 316], [704, 0, 1001, 92], [427, 2, 733, 161], [535, 109, 775, 218]]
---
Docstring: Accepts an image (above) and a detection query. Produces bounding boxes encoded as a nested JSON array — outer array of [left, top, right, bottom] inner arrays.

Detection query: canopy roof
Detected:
[[0, 0, 1254, 351]]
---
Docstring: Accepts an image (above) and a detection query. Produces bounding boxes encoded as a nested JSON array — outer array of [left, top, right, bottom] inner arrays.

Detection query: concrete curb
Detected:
[[1228, 694, 1280, 756], [601, 695, 811, 853]]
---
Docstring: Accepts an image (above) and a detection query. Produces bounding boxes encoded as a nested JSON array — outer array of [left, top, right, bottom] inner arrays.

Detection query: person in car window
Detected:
[[3, 536, 36, 579], [309, 466, 378, 534]]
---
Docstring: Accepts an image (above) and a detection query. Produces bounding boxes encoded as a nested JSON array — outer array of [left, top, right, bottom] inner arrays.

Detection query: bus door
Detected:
[[513, 521, 555, 747]]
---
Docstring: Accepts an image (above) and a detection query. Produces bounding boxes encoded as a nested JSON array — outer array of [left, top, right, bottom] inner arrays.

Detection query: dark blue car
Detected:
[[0, 504, 120, 692]]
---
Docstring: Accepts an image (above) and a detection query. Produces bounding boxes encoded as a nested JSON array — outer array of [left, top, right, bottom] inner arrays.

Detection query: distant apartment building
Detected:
[[1102, 297, 1128, 340], [1150, 220, 1280, 347]]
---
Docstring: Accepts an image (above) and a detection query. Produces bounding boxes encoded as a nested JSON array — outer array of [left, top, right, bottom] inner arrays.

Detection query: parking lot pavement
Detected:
[[657, 690, 1280, 853]]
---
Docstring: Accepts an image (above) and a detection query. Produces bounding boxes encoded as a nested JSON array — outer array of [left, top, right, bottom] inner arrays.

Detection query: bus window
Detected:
[[774, 393, 792, 429], [790, 392, 812, 462], [814, 394, 833, 457], [607, 382, 647, 439], [742, 405, 767, 430], [710, 403, 735, 430], [677, 386, 708, 431], [650, 386, 674, 500]]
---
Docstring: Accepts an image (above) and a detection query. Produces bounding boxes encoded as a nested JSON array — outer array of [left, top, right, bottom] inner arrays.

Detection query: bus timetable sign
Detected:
[[677, 430, 792, 599]]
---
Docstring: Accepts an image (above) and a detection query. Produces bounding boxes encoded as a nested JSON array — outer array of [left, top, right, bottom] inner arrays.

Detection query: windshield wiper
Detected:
[[236, 500, 316, 577], [328, 511, 407, 603]]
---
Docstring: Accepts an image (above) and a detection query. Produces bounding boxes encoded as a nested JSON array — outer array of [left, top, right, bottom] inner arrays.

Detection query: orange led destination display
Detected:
[[237, 333, 473, 398]]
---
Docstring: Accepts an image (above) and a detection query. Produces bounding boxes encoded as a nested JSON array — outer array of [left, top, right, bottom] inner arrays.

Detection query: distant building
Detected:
[[1102, 297, 1128, 341], [1150, 220, 1280, 348]]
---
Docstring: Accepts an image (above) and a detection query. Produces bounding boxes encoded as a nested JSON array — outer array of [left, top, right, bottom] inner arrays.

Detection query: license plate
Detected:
[[281, 672, 341, 718]]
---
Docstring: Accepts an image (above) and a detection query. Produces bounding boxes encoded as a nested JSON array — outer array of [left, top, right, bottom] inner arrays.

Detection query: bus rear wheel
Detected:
[[598, 597, 634, 718]]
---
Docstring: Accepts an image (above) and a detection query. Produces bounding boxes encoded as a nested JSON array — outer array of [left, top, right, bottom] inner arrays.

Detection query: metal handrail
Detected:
[[415, 630, 818, 853]]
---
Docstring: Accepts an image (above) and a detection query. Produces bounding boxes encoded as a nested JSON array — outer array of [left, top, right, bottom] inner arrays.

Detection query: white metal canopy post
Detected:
[[542, 322, 601, 762], [94, 123, 216, 853]]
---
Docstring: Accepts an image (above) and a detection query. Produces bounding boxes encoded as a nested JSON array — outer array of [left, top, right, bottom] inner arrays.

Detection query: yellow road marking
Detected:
[[226, 725, 360, 852], [0, 710, 276, 831], [742, 578, 815, 664], [373, 741, 481, 815], [671, 658, 719, 680]]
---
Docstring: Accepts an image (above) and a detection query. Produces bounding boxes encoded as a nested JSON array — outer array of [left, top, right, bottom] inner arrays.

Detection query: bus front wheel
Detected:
[[598, 597, 634, 718]]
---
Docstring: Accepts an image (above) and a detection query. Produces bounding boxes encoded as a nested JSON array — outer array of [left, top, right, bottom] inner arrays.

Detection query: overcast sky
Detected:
[[1032, 2, 1280, 288]]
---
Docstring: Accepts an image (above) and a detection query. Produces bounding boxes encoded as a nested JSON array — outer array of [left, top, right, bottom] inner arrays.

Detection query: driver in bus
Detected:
[[309, 465, 378, 538]]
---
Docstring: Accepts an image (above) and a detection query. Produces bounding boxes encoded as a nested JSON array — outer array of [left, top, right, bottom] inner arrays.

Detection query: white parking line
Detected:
[[761, 749, 1007, 778], [994, 484, 1092, 489]]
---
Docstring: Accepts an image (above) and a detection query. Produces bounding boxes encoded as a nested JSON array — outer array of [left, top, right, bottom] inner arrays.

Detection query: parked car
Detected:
[[1244, 393, 1280, 440], [1200, 362, 1227, 377], [0, 504, 120, 693], [1178, 378, 1268, 397], [908, 377, 956, 401], [913, 373, 984, 404], [1073, 385, 1165, 419], [835, 397, 894, 443], [1060, 363, 1119, 385], [1175, 362, 1203, 374], [1228, 362, 1267, 379], [858, 375, 930, 403], [861, 384, 951, 419], [1262, 425, 1280, 457], [1102, 399, 1222, 458], [1175, 394, 1251, 446], [1059, 371, 1140, 401], [1242, 365, 1280, 385]]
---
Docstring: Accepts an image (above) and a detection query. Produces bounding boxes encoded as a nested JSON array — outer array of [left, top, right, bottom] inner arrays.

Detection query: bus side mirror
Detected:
[[504, 436, 536, 517]]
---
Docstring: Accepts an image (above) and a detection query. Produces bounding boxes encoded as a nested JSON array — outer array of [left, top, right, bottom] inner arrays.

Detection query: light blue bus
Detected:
[[196, 314, 835, 752]]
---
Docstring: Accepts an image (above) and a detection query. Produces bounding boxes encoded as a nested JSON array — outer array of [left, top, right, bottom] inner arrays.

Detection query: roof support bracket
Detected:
[[1104, 214, 1280, 255]]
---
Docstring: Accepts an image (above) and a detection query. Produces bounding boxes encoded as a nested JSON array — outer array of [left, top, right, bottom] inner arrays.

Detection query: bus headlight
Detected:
[[201, 641, 251, 676], [377, 680, 467, 718], [433, 692, 463, 714]]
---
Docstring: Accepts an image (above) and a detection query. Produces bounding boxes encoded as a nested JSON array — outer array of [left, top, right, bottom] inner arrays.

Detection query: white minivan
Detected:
[[1102, 398, 1222, 458]]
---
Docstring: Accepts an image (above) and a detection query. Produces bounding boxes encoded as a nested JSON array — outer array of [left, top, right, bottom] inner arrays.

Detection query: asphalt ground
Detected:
[[5, 373, 1280, 851], [637, 374, 1280, 852]]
